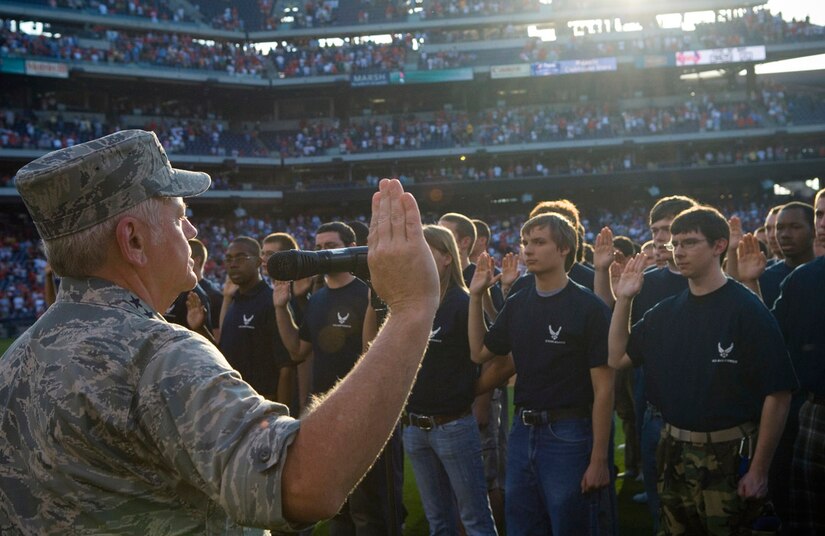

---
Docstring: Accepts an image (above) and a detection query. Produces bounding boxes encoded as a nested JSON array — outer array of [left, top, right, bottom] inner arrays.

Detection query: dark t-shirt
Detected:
[[759, 261, 794, 309], [485, 280, 610, 410], [631, 266, 689, 324], [198, 277, 223, 332], [407, 286, 477, 415], [163, 283, 212, 331], [772, 257, 825, 396], [627, 279, 798, 431], [299, 278, 368, 395], [219, 280, 291, 395], [509, 262, 595, 297]]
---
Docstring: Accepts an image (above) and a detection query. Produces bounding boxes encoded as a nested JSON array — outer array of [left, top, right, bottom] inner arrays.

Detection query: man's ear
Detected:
[[115, 217, 149, 267], [713, 238, 729, 257]]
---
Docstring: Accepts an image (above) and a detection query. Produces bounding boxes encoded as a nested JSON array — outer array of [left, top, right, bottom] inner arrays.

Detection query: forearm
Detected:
[[218, 297, 231, 343], [281, 308, 433, 522], [593, 267, 615, 308], [481, 290, 498, 321], [475, 354, 514, 395], [275, 305, 303, 358], [468, 293, 490, 363], [725, 249, 740, 280], [590, 367, 614, 464], [749, 391, 791, 476], [608, 297, 633, 368]]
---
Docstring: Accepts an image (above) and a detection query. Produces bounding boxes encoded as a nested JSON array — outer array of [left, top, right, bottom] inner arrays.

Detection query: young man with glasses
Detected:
[[219, 236, 292, 404], [609, 206, 797, 535]]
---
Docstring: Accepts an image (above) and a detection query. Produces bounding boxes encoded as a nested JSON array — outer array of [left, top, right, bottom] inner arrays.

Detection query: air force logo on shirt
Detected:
[[545, 324, 565, 345], [333, 311, 352, 328], [712, 342, 737, 364], [429, 326, 442, 343], [240, 314, 255, 329]]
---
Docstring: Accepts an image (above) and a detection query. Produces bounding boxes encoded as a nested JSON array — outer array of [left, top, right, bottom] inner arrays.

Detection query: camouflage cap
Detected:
[[14, 129, 211, 240]]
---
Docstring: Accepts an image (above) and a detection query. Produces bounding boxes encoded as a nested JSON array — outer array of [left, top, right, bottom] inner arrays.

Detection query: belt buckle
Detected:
[[415, 415, 435, 431], [521, 410, 539, 426]]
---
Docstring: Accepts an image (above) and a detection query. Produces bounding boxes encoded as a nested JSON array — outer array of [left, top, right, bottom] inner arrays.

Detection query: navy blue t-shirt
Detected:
[[199, 277, 223, 332], [509, 262, 595, 297], [219, 280, 291, 395], [484, 280, 610, 410], [627, 279, 798, 431], [407, 286, 477, 415], [772, 257, 825, 396], [163, 283, 212, 331], [631, 266, 689, 324], [759, 261, 794, 309], [299, 278, 369, 395]]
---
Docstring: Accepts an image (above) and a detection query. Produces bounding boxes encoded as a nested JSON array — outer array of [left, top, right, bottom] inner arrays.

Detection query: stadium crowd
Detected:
[[2, 86, 807, 160], [2, 7, 823, 80]]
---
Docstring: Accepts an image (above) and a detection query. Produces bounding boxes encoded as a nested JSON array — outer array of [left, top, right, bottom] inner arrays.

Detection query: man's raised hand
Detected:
[[737, 233, 767, 283], [367, 179, 439, 316], [614, 253, 647, 299], [593, 227, 615, 271], [469, 252, 501, 296]]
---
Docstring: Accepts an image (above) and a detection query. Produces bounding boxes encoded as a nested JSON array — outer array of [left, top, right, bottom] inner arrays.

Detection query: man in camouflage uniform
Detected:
[[0, 130, 440, 534], [608, 206, 797, 535]]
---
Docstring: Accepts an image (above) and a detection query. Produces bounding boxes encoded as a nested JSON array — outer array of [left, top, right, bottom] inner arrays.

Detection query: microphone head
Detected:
[[267, 250, 320, 281]]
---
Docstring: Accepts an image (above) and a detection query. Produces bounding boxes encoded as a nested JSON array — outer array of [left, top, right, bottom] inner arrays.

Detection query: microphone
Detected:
[[267, 247, 370, 281]]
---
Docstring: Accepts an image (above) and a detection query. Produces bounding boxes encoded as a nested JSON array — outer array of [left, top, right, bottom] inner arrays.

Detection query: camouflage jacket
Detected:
[[0, 277, 303, 534]]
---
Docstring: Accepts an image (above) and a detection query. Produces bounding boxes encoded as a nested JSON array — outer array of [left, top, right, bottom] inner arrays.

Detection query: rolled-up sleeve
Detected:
[[135, 332, 308, 531]]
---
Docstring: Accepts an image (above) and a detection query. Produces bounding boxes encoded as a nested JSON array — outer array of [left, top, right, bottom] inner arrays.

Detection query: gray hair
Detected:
[[44, 197, 169, 278]]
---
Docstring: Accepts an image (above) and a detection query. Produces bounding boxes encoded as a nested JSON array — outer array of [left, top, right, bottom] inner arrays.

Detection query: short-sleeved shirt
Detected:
[[484, 280, 610, 410], [407, 286, 477, 415], [627, 279, 798, 431], [220, 280, 291, 396], [509, 262, 595, 297], [772, 257, 825, 396], [199, 277, 224, 331], [759, 260, 794, 309], [163, 282, 212, 331], [299, 278, 369, 395], [0, 277, 302, 533], [631, 266, 688, 324]]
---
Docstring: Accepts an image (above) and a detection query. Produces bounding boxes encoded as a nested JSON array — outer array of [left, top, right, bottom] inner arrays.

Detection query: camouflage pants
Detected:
[[656, 433, 764, 535]]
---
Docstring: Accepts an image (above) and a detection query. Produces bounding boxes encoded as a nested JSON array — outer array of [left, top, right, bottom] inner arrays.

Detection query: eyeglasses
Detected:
[[224, 253, 256, 264], [664, 238, 707, 251]]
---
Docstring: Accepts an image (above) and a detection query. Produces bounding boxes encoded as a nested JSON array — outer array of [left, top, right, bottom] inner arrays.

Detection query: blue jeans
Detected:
[[641, 405, 664, 533], [403, 414, 497, 536], [506, 416, 611, 536]]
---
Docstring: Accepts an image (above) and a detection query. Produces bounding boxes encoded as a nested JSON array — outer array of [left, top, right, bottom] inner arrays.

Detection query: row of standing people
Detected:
[[129, 186, 824, 535]]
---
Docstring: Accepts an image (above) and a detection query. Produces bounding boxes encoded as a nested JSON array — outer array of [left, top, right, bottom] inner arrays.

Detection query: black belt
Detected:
[[403, 409, 471, 430], [518, 406, 591, 426]]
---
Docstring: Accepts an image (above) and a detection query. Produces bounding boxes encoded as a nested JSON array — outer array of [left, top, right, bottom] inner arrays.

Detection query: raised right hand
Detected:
[[469, 252, 501, 296], [593, 227, 615, 271], [367, 179, 439, 316], [499, 252, 519, 290], [728, 215, 743, 252], [222, 275, 238, 299], [614, 254, 646, 299], [736, 233, 767, 282], [272, 280, 291, 308]]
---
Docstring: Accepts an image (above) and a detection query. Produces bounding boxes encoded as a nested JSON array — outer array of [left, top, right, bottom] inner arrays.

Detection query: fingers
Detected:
[[623, 253, 646, 275], [401, 191, 423, 242], [387, 180, 405, 241], [596, 226, 613, 247]]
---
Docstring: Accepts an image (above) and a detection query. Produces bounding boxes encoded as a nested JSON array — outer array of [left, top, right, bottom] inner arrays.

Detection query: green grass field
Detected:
[[0, 337, 652, 534]]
